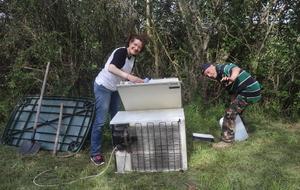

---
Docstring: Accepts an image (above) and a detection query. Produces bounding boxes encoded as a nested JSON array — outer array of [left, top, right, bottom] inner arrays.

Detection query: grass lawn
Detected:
[[1, 102, 300, 190]]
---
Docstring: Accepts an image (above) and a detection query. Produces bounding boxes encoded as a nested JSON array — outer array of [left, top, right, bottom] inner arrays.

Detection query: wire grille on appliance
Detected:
[[128, 121, 182, 172]]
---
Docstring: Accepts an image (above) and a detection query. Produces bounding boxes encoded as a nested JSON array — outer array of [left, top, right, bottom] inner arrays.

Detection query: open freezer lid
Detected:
[[1, 95, 95, 152], [117, 78, 182, 111]]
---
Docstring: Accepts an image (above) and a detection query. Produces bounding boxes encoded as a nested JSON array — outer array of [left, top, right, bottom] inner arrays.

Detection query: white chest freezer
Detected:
[[110, 78, 187, 173]]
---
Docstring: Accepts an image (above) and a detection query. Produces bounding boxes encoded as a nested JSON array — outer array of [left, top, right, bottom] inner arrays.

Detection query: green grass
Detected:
[[1, 101, 300, 190]]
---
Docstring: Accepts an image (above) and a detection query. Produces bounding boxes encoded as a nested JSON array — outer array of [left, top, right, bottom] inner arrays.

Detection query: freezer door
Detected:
[[117, 78, 182, 111]]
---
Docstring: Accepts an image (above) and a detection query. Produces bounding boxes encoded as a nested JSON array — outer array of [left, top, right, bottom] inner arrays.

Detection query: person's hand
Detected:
[[220, 77, 233, 86], [221, 67, 240, 86], [127, 74, 144, 83]]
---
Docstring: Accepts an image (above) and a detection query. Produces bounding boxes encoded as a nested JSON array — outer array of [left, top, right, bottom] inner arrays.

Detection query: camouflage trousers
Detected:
[[222, 97, 248, 143]]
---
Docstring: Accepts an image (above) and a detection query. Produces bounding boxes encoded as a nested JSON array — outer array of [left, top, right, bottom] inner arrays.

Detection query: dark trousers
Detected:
[[222, 97, 248, 143]]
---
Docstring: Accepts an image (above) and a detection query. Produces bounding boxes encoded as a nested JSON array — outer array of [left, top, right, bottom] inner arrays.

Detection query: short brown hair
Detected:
[[125, 33, 149, 52]]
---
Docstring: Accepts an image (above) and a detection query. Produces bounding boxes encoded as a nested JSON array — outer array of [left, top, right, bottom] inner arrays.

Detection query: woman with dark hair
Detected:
[[90, 33, 149, 165]]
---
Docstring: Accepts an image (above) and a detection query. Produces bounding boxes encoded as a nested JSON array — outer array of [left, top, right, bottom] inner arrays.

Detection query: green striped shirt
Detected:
[[216, 63, 262, 102]]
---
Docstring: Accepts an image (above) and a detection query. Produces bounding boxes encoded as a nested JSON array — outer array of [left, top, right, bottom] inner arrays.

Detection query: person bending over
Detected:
[[201, 62, 262, 148]]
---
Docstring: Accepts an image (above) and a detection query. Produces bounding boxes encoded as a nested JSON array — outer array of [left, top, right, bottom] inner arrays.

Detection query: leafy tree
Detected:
[[0, 0, 299, 121]]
